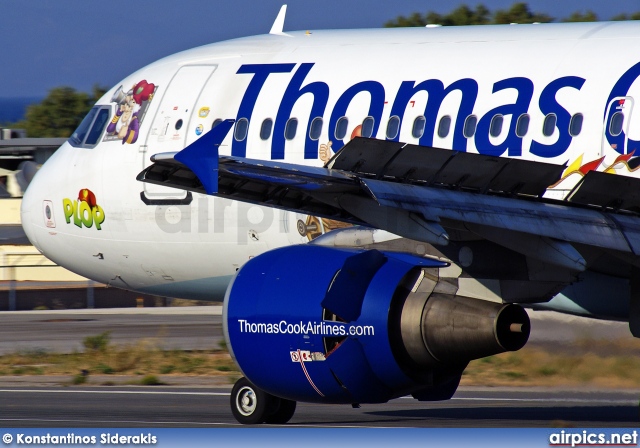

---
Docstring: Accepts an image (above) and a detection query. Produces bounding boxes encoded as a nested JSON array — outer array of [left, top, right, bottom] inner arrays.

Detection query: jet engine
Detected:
[[223, 245, 529, 423]]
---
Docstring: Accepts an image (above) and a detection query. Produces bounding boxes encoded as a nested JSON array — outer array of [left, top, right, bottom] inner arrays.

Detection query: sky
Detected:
[[1, 0, 639, 98]]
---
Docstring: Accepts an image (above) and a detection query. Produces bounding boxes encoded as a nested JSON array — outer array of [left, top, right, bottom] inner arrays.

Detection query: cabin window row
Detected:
[[218, 112, 586, 143], [420, 112, 585, 139]]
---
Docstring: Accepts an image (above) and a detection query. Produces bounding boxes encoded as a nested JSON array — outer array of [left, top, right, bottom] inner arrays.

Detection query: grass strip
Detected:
[[2, 333, 639, 388]]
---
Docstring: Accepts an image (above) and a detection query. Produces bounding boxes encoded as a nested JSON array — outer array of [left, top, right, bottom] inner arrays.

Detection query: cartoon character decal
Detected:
[[104, 80, 157, 144], [62, 189, 106, 230], [297, 215, 351, 241], [319, 125, 363, 164], [319, 141, 333, 164]]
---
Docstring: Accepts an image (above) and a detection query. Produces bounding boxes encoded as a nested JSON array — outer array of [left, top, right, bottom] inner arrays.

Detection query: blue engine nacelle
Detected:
[[224, 245, 529, 405]]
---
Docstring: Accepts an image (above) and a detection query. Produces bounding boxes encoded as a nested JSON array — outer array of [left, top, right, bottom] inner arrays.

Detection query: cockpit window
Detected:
[[84, 109, 110, 145], [68, 106, 111, 148], [69, 107, 98, 147]]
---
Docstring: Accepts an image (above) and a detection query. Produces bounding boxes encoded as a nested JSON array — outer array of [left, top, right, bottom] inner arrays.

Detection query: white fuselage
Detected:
[[21, 22, 640, 301]]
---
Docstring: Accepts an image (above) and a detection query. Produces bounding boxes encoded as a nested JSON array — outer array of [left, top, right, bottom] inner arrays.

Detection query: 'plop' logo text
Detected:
[[63, 188, 106, 230]]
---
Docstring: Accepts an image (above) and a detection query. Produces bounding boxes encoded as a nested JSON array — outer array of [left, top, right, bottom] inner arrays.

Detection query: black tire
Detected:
[[264, 397, 297, 424], [230, 377, 273, 424]]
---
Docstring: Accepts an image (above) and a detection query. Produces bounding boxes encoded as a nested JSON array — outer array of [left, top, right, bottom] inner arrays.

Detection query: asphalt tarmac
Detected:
[[0, 386, 636, 427]]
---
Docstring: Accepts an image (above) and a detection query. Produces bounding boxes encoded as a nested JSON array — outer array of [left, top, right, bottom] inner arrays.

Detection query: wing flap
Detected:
[[568, 170, 640, 212], [329, 138, 566, 197]]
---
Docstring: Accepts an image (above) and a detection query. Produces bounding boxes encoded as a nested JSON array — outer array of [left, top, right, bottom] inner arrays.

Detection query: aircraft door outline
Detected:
[[602, 96, 634, 156], [141, 65, 218, 204]]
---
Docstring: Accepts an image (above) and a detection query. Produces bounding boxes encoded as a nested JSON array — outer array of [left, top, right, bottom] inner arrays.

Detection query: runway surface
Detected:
[[0, 307, 637, 427], [0, 386, 637, 427]]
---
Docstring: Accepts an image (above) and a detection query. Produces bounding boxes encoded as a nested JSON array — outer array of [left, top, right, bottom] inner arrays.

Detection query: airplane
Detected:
[[19, 5, 640, 424]]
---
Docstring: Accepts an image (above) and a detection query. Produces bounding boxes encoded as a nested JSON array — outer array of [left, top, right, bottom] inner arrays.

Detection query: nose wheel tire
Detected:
[[230, 377, 296, 425], [231, 377, 270, 424]]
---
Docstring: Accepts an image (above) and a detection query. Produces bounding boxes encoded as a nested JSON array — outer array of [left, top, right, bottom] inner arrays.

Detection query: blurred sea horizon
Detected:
[[0, 97, 42, 125]]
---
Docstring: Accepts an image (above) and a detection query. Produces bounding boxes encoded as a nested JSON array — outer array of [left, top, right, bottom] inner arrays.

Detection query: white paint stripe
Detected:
[[398, 395, 637, 405], [0, 389, 634, 405], [451, 397, 636, 405], [0, 418, 239, 426], [0, 389, 228, 396], [0, 306, 222, 316]]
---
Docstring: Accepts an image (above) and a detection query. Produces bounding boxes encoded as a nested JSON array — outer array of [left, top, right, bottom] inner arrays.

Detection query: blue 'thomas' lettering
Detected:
[[232, 62, 640, 161], [390, 78, 478, 152], [475, 77, 533, 157], [328, 81, 386, 152], [274, 63, 329, 159], [529, 76, 585, 158], [233, 64, 295, 157]]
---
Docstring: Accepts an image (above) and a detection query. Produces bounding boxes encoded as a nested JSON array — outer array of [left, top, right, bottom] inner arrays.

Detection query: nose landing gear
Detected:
[[230, 377, 296, 425]]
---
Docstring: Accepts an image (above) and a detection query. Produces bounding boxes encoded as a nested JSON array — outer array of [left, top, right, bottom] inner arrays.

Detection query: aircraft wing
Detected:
[[137, 120, 640, 269]]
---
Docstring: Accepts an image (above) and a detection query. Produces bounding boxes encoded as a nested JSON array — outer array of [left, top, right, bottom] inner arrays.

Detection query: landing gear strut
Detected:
[[230, 377, 296, 424]]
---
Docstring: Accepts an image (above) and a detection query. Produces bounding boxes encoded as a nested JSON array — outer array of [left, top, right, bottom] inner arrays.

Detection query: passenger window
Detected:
[[362, 117, 375, 138], [260, 119, 273, 140], [489, 115, 503, 137], [412, 116, 426, 138], [84, 108, 110, 146], [212, 119, 223, 129], [234, 118, 249, 141], [335, 117, 349, 140], [542, 114, 557, 137], [463, 115, 477, 138], [69, 107, 99, 147], [386, 116, 400, 139], [569, 113, 583, 137], [285, 118, 298, 140], [437, 116, 451, 138], [610, 112, 624, 137], [309, 117, 323, 140], [516, 114, 530, 137]]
